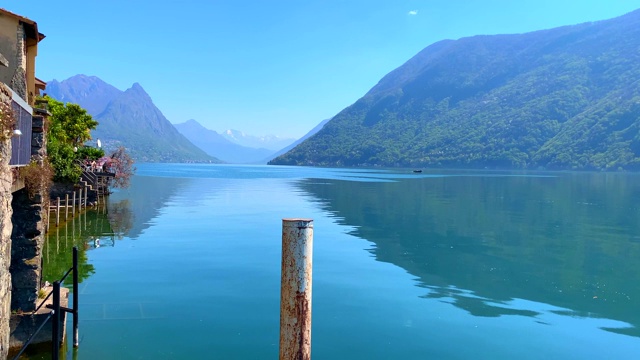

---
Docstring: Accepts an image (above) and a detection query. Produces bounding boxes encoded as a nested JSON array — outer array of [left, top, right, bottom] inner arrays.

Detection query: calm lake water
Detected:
[[38, 164, 640, 359]]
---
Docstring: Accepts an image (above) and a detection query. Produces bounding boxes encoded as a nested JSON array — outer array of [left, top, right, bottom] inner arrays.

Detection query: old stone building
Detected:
[[0, 8, 45, 359], [0, 8, 45, 106]]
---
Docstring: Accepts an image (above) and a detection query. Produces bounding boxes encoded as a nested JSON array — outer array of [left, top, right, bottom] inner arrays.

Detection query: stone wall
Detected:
[[31, 115, 45, 162], [10, 188, 45, 312], [0, 129, 12, 359], [12, 24, 27, 102]]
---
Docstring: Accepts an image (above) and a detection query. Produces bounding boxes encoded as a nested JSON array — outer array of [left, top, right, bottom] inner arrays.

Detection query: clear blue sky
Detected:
[[6, 0, 640, 138]]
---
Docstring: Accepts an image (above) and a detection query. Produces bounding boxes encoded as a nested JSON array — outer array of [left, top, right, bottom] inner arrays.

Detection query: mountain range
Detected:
[[173, 120, 274, 163], [266, 118, 330, 161], [270, 9, 640, 171], [46, 75, 219, 163], [220, 129, 294, 151], [174, 119, 327, 164], [46, 75, 304, 164]]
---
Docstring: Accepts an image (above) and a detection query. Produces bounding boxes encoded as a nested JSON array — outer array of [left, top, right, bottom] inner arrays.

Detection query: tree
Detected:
[[46, 97, 98, 146], [47, 140, 81, 183], [105, 146, 135, 188], [43, 96, 98, 182], [76, 146, 104, 161]]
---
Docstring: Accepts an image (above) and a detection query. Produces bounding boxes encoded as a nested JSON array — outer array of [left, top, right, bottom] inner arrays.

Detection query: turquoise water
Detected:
[[42, 164, 640, 359]]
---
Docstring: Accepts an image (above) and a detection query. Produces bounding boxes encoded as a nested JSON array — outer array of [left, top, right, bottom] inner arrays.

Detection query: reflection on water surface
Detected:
[[36, 165, 640, 359]]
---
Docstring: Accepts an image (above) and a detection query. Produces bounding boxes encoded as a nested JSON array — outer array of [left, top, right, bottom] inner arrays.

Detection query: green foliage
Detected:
[[37, 288, 47, 299], [43, 96, 99, 182], [76, 146, 105, 160], [46, 96, 98, 146], [47, 140, 82, 182]]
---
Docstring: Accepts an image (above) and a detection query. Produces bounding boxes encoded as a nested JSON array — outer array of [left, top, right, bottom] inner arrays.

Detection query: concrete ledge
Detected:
[[10, 171, 25, 193], [8, 286, 69, 356]]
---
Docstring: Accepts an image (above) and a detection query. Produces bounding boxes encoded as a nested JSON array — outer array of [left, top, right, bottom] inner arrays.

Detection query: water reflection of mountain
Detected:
[[296, 173, 640, 337], [108, 175, 191, 239]]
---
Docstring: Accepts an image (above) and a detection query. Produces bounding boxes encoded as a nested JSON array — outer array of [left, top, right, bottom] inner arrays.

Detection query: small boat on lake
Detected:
[[413, 169, 423, 173]]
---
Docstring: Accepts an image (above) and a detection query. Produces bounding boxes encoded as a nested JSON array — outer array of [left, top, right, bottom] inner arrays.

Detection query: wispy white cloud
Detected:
[[408, 10, 418, 15]]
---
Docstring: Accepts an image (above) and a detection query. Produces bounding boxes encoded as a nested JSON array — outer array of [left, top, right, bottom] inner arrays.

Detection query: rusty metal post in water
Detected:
[[279, 219, 313, 360], [73, 246, 79, 347], [51, 281, 61, 360]]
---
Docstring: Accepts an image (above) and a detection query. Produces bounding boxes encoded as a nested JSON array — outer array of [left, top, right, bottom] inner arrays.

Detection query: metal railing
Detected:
[[11, 247, 80, 360]]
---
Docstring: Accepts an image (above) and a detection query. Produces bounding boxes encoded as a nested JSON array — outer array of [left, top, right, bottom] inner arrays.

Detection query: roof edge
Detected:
[[0, 8, 44, 42]]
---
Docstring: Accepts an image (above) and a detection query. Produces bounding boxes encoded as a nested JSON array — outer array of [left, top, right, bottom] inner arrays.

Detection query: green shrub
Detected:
[[77, 146, 105, 160]]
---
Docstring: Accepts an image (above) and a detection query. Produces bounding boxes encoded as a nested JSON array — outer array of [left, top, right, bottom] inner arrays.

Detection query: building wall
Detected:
[[0, 13, 27, 102], [0, 14, 19, 85]]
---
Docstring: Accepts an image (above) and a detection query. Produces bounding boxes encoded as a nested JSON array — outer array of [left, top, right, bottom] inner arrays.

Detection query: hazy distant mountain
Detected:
[[264, 118, 330, 162], [45, 75, 121, 116], [271, 9, 640, 171], [46, 75, 219, 163], [222, 129, 295, 151], [174, 119, 274, 163]]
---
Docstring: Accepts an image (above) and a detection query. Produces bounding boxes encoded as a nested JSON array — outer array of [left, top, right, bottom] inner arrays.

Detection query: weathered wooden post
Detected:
[[84, 185, 88, 207], [56, 197, 60, 226], [280, 219, 313, 360], [65, 193, 69, 219], [78, 188, 83, 212], [72, 191, 76, 216]]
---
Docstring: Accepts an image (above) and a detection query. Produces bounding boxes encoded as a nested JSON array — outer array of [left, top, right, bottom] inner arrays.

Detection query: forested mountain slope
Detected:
[[47, 75, 218, 163], [271, 9, 640, 170]]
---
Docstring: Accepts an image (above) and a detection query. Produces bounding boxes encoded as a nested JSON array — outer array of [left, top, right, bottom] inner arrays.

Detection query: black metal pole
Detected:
[[52, 281, 60, 360], [73, 246, 79, 347]]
